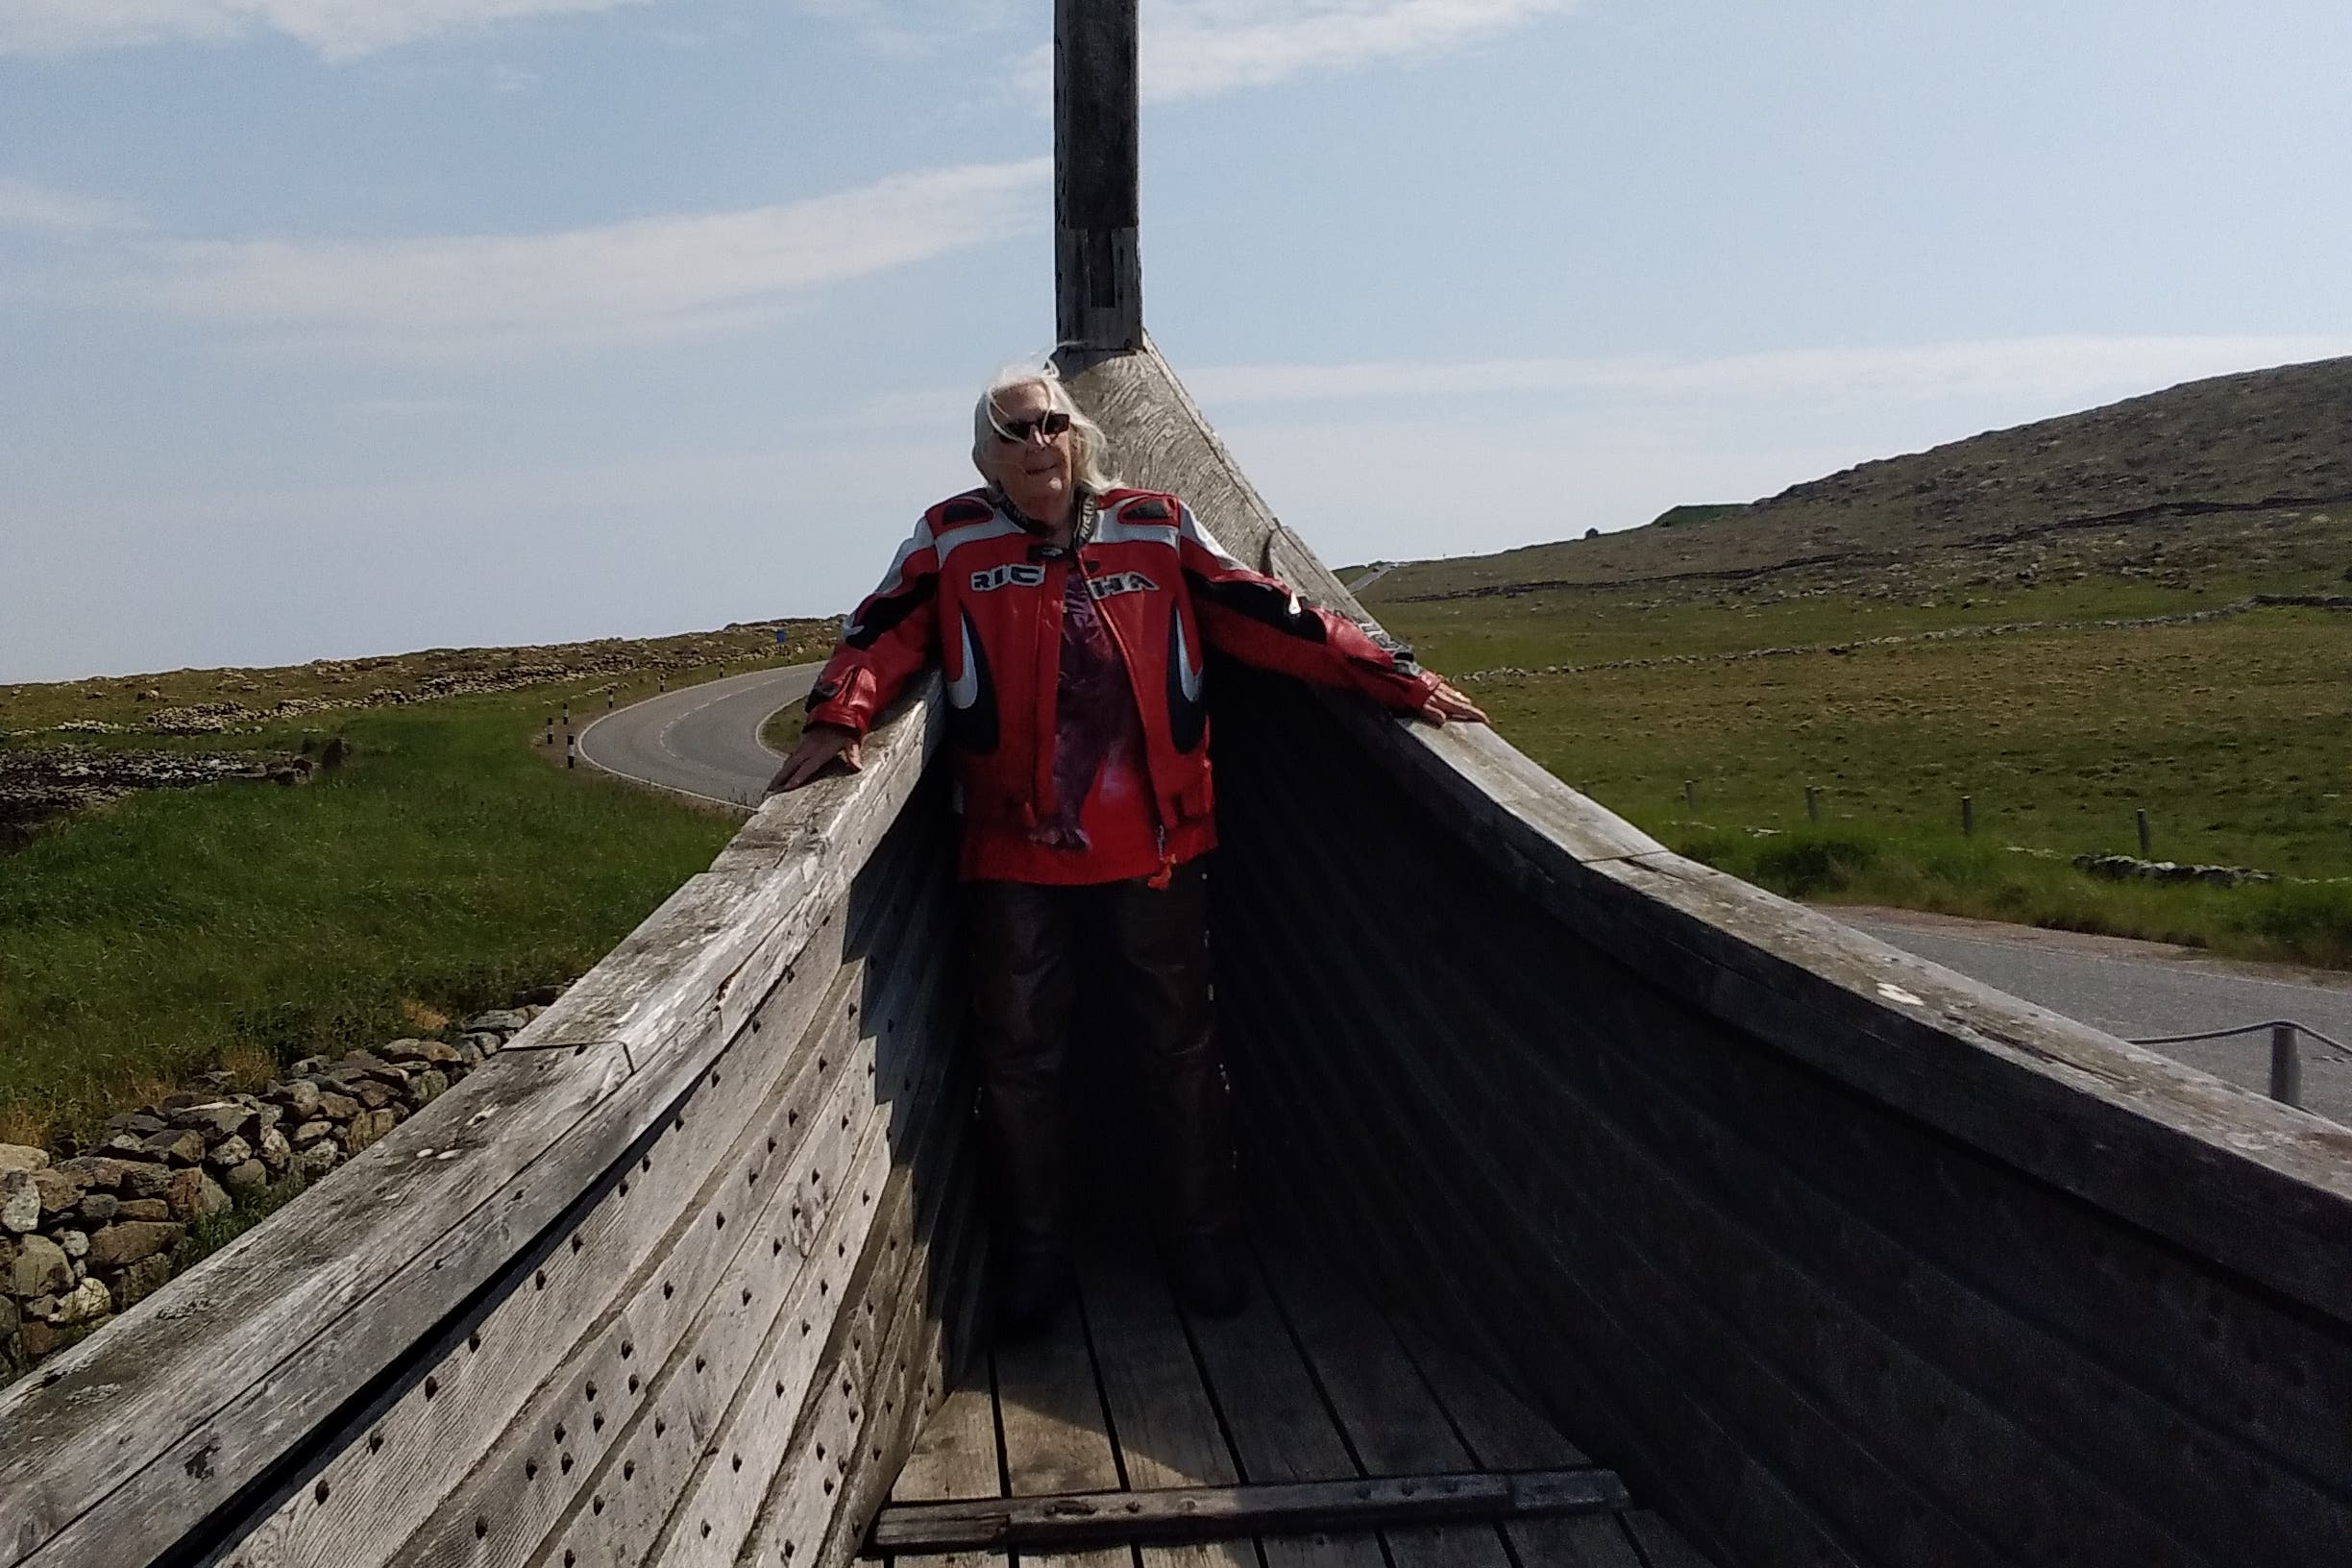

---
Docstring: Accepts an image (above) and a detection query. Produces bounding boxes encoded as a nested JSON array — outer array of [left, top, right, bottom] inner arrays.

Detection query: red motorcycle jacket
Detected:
[[804, 486, 1441, 883]]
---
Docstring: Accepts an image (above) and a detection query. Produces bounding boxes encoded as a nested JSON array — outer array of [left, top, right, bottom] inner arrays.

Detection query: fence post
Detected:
[[1961, 795, 1974, 837], [1805, 785, 1820, 823], [1683, 780, 1697, 812], [2136, 808, 2152, 857], [2269, 1022, 2302, 1108]]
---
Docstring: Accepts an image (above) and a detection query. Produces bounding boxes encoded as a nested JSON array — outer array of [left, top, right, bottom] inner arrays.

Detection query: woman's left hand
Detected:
[[1417, 680, 1489, 726]]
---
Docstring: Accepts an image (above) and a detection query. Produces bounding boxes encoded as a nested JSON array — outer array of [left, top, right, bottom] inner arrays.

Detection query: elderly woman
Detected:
[[772, 361, 1485, 1331]]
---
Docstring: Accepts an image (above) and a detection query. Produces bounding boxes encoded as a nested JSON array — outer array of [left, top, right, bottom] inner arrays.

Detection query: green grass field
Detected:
[[0, 676, 750, 1145], [1372, 577, 2352, 968]]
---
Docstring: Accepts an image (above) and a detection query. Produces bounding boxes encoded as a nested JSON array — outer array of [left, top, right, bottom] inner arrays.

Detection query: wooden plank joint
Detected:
[[869, 1466, 1629, 1555]]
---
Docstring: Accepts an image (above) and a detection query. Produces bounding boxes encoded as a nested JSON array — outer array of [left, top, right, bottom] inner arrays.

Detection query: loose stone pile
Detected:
[[1, 1003, 549, 1373], [2073, 854, 2279, 889], [0, 746, 308, 833]]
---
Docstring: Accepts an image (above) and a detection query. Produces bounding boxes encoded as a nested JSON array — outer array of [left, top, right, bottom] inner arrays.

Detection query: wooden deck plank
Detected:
[[892, 1375, 1002, 1502], [992, 1286, 1129, 1568], [887, 1371, 1009, 1568], [1077, 1251, 1249, 1568], [1622, 1510, 1719, 1568], [1384, 1318, 1621, 1568], [1179, 1251, 1379, 1568], [1388, 1319, 1589, 1470], [1256, 1253, 1513, 1568]]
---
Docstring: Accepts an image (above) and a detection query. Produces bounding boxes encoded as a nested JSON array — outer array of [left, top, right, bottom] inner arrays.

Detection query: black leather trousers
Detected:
[[964, 860, 1238, 1262]]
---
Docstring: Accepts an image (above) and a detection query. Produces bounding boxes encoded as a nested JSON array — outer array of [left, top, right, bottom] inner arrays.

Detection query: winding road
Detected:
[[576, 662, 820, 810], [579, 667, 2352, 1123]]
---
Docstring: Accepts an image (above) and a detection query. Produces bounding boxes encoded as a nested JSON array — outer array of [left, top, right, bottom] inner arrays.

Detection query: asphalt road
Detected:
[[1842, 908, 2352, 1124], [575, 662, 820, 810], [576, 668, 2352, 1124]]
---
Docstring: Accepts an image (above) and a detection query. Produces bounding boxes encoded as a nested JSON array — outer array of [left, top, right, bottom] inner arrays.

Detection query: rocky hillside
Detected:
[[1368, 355, 2352, 603]]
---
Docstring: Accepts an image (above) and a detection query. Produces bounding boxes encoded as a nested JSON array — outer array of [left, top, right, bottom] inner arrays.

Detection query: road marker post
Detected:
[[1805, 785, 1820, 822], [2270, 1022, 2303, 1108], [566, 733, 576, 771], [2137, 808, 2152, 857], [1962, 795, 1974, 837], [1683, 779, 1697, 812]]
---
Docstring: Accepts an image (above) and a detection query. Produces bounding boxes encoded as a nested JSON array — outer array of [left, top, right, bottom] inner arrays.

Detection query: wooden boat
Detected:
[[7, 11, 2352, 1566]]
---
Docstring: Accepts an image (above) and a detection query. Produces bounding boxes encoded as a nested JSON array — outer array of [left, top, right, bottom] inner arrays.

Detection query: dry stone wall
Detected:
[[0, 1001, 551, 1375]]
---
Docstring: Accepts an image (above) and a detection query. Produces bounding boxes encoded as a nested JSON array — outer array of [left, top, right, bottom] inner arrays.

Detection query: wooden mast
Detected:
[[1055, 0, 1141, 355]]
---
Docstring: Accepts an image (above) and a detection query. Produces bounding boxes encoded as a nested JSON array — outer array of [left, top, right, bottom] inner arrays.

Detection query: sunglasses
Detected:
[[992, 410, 1072, 444]]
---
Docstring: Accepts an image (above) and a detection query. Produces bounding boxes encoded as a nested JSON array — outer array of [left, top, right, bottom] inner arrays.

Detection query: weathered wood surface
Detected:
[[0, 683, 963, 1568], [873, 1469, 1628, 1555], [1065, 342, 2352, 1568], [1053, 0, 1140, 354]]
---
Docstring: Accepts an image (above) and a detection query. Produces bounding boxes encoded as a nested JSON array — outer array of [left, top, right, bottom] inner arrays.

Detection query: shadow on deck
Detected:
[[875, 1236, 1708, 1568]]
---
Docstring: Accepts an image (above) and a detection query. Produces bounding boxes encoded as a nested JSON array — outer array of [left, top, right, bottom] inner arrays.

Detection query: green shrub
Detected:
[[1751, 833, 1881, 897]]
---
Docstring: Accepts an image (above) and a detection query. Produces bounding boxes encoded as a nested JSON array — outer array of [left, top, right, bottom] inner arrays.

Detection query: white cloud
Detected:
[[113, 159, 1048, 355], [1183, 334, 2352, 411], [0, 178, 143, 235], [1142, 0, 1581, 100], [1004, 0, 1580, 104], [0, 0, 654, 61]]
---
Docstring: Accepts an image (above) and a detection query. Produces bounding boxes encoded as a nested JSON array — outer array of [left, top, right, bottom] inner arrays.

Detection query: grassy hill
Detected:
[[0, 621, 833, 1145], [1364, 357, 2352, 967], [1373, 355, 2352, 604]]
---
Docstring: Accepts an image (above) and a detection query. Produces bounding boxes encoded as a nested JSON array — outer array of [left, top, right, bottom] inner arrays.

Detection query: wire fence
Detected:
[[2127, 1019, 2352, 1110]]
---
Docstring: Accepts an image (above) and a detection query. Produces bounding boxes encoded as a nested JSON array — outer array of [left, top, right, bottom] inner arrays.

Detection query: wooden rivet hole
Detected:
[[313, 1481, 331, 1505], [367, 1432, 383, 1453], [731, 1453, 743, 1473], [424, 1378, 438, 1400], [560, 1454, 574, 1475], [628, 1374, 640, 1394], [475, 1518, 489, 1541]]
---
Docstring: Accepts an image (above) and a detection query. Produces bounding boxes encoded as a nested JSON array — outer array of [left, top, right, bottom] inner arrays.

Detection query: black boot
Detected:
[[1166, 1230, 1247, 1318], [997, 1244, 1074, 1338]]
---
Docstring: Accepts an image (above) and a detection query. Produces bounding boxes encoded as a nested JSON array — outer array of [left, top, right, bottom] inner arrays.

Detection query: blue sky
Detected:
[[5, 0, 2350, 683]]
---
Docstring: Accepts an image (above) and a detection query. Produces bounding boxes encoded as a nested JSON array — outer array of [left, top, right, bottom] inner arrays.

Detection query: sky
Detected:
[[5, 1, 2351, 683]]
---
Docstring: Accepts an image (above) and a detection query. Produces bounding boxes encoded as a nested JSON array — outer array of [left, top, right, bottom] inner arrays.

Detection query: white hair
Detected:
[[970, 358, 1117, 495]]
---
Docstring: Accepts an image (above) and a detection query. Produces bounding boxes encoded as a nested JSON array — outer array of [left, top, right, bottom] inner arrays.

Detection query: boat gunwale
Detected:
[[1063, 338, 2352, 1330]]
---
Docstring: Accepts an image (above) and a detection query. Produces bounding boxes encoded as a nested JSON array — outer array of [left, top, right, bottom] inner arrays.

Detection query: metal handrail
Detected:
[[2125, 1019, 2351, 1110]]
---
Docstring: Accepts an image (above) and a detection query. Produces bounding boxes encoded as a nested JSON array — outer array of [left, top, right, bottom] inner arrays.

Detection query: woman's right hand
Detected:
[[767, 723, 863, 794]]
